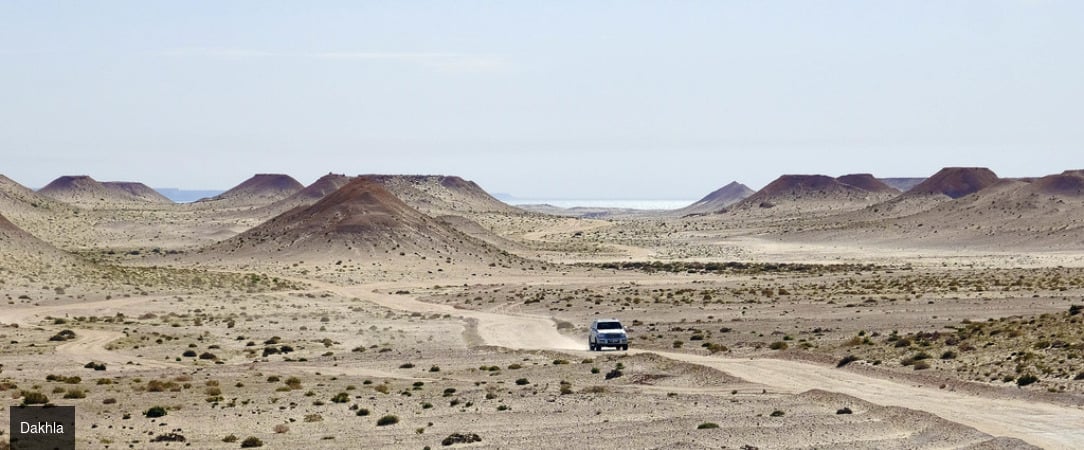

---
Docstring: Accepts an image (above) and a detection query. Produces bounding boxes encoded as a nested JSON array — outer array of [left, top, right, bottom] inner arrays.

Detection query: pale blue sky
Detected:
[[2, 1, 1082, 198]]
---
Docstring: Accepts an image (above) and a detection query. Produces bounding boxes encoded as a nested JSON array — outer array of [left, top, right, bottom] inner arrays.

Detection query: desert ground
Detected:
[[3, 169, 1084, 449]]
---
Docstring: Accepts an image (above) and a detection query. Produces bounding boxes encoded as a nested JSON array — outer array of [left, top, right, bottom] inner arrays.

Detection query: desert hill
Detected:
[[836, 174, 898, 193], [101, 182, 173, 203], [903, 167, 999, 199], [848, 167, 1001, 221], [37, 175, 173, 207], [0, 175, 74, 216], [364, 175, 521, 216], [729, 174, 898, 216], [201, 177, 513, 265], [0, 210, 84, 277], [1031, 170, 1084, 197], [252, 173, 355, 218], [676, 181, 755, 216], [194, 174, 303, 208], [784, 170, 1084, 250]]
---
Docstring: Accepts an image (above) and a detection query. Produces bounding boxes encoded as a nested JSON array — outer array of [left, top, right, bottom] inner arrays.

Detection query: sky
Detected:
[[2, 1, 1083, 199]]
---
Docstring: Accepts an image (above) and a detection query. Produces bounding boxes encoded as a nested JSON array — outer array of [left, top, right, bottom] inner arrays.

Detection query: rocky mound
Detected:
[[238, 173, 356, 221], [101, 182, 173, 203], [364, 175, 521, 216], [677, 181, 755, 215], [790, 170, 1084, 251], [904, 167, 1000, 199], [731, 174, 896, 215], [204, 177, 508, 264], [37, 175, 114, 204], [196, 174, 303, 208], [1031, 170, 1084, 197], [836, 174, 898, 193], [36, 175, 171, 207]]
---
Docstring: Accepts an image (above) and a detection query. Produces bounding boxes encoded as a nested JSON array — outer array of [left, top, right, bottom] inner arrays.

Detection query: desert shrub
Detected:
[[376, 415, 399, 426], [429, 365, 440, 372], [770, 410, 785, 417], [940, 350, 957, 360], [442, 433, 482, 446], [374, 384, 390, 394], [356, 408, 370, 416], [836, 407, 853, 415], [1017, 374, 1039, 387], [240, 436, 263, 448], [152, 433, 186, 443], [63, 388, 86, 399], [144, 406, 167, 418], [331, 392, 350, 403], [49, 330, 76, 342], [769, 341, 788, 350], [515, 378, 529, 386], [560, 383, 574, 395], [399, 363, 415, 369], [84, 362, 107, 371], [284, 377, 301, 389], [21, 391, 49, 405], [836, 355, 860, 368], [442, 388, 456, 397], [222, 434, 238, 443], [148, 379, 180, 392], [552, 359, 570, 365], [697, 422, 719, 429], [182, 350, 197, 357], [304, 414, 323, 423], [604, 368, 623, 380], [912, 361, 930, 370], [102, 398, 117, 405]]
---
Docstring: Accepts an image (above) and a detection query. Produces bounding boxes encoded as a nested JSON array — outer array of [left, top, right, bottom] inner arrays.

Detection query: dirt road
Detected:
[[329, 280, 1084, 450]]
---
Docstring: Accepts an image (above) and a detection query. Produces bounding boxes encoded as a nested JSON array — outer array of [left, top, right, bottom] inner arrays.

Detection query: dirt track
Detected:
[[336, 280, 1084, 450]]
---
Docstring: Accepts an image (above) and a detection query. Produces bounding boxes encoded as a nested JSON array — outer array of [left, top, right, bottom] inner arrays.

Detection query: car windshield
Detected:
[[597, 322, 622, 330]]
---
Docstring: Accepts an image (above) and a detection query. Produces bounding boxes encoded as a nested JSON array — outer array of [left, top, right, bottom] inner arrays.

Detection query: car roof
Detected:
[[593, 319, 621, 323]]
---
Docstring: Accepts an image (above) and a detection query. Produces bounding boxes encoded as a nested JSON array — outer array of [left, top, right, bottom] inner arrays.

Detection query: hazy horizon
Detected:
[[4, 1, 1082, 198]]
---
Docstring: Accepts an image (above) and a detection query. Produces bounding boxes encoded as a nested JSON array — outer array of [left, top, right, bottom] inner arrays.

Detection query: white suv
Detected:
[[589, 319, 628, 351]]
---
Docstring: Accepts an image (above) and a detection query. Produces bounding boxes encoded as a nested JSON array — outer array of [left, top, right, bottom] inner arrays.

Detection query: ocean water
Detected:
[[512, 199, 695, 210]]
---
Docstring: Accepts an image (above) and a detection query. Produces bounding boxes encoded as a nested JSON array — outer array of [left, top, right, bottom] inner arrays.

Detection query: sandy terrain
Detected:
[[3, 169, 1084, 448]]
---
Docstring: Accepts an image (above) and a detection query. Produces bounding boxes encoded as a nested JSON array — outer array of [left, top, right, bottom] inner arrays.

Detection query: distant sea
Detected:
[[511, 199, 695, 210]]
